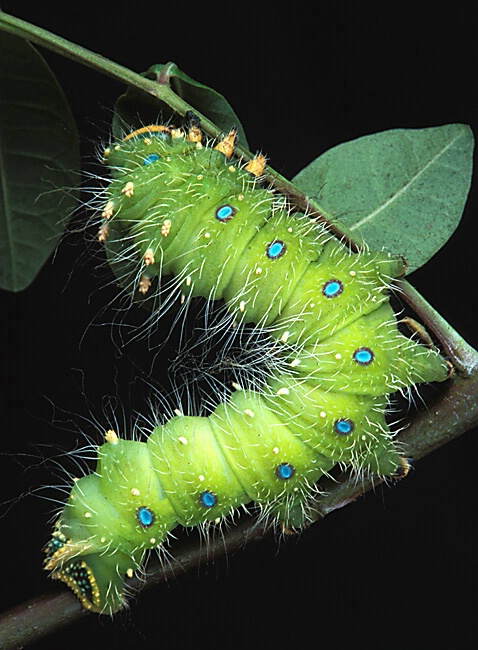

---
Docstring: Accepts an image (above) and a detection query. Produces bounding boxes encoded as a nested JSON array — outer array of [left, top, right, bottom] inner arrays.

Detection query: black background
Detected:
[[0, 3, 476, 649]]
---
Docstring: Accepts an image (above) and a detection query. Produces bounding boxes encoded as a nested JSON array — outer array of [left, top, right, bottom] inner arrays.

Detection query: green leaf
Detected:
[[112, 63, 249, 147], [293, 124, 474, 273], [0, 31, 80, 292]]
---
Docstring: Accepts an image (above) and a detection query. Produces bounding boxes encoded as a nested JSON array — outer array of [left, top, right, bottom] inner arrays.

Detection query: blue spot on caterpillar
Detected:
[[353, 347, 374, 365], [276, 462, 295, 480], [44, 116, 450, 614], [266, 240, 287, 259], [334, 418, 355, 436], [215, 204, 236, 222], [322, 279, 344, 298], [143, 153, 160, 166], [137, 506, 155, 528], [200, 490, 218, 508]]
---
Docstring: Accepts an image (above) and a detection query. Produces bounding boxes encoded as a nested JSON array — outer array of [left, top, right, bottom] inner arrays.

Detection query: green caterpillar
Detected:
[[44, 117, 449, 614]]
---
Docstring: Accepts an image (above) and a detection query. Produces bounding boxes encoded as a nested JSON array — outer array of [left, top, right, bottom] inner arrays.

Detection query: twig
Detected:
[[396, 280, 478, 376]]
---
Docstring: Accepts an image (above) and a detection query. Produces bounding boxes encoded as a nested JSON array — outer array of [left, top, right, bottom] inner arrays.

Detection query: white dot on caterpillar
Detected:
[[149, 538, 156, 545], [281, 331, 290, 343], [180, 293, 186, 304], [287, 227, 294, 233], [139, 275, 151, 295], [215, 518, 221, 524], [228, 165, 236, 173], [102, 201, 114, 220], [103, 147, 110, 160], [231, 381, 242, 391], [272, 446, 279, 455], [204, 232, 211, 239], [97, 223, 109, 242], [178, 436, 188, 445], [122, 181, 134, 197], [197, 174, 203, 180], [131, 488, 140, 497], [239, 300, 246, 312], [349, 270, 357, 276], [186, 276, 192, 287], [238, 193, 244, 201], [84, 512, 92, 519], [290, 359, 301, 368], [161, 219, 172, 237], [126, 568, 134, 579], [105, 429, 119, 444], [361, 435, 367, 441], [100, 537, 106, 544], [255, 267, 262, 275], [320, 411, 327, 418], [335, 353, 342, 360], [276, 387, 289, 396], [174, 409, 183, 417], [244, 409, 255, 418], [143, 137, 152, 146], [143, 249, 155, 266], [198, 475, 205, 482]]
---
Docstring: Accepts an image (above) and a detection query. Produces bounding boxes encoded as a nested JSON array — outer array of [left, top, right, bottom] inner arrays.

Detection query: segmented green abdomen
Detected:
[[45, 386, 337, 613], [102, 127, 448, 392], [45, 123, 451, 616]]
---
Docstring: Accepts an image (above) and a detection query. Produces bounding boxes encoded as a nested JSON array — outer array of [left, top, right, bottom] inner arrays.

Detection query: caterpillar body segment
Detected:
[[45, 377, 400, 614], [99, 123, 447, 387], [45, 121, 450, 614]]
